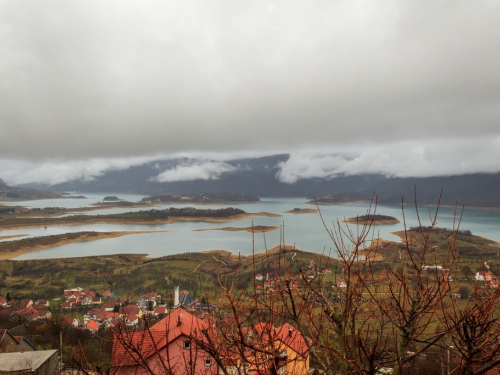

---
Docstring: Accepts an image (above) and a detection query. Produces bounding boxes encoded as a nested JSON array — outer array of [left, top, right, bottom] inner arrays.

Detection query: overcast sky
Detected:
[[1, 1, 499, 185]]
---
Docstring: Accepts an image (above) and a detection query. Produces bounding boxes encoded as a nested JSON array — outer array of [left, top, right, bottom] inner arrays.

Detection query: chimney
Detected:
[[288, 328, 293, 337], [174, 286, 179, 307], [177, 314, 181, 326]]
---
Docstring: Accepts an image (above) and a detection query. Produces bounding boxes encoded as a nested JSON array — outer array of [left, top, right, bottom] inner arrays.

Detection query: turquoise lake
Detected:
[[1, 193, 499, 260]]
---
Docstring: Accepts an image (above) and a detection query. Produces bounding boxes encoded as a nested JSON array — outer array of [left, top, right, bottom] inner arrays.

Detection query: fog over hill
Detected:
[[15, 155, 500, 207]]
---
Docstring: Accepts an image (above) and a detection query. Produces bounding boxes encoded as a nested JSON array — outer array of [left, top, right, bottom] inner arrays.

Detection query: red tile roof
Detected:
[[112, 308, 211, 368], [85, 320, 100, 331], [154, 307, 167, 314], [144, 292, 156, 299], [119, 306, 140, 315], [126, 314, 138, 322], [62, 317, 78, 326], [15, 307, 38, 317], [274, 323, 311, 356]]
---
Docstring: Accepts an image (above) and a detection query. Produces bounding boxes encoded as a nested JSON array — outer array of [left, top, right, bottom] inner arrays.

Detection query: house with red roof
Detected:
[[84, 320, 100, 333], [105, 302, 117, 312], [92, 296, 102, 305], [111, 308, 218, 374], [476, 270, 495, 281], [143, 291, 156, 300], [36, 309, 52, 320], [61, 302, 73, 310], [490, 280, 500, 288], [19, 299, 33, 309], [35, 299, 49, 307], [125, 314, 139, 326], [153, 306, 168, 317], [61, 317, 80, 328], [119, 305, 142, 318], [14, 307, 38, 322], [102, 290, 112, 298], [337, 279, 347, 288]]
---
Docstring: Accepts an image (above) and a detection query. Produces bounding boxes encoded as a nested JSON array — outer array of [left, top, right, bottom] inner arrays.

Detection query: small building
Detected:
[[14, 307, 39, 322], [0, 349, 58, 374], [476, 270, 495, 281], [105, 302, 117, 312], [84, 320, 100, 333], [0, 328, 36, 353], [490, 280, 500, 289], [19, 299, 33, 309], [337, 279, 347, 288], [61, 302, 74, 310], [62, 317, 80, 328], [111, 308, 218, 375], [102, 290, 112, 298], [35, 299, 49, 307]]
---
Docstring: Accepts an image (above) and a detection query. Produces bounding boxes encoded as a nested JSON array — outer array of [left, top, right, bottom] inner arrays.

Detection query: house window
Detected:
[[205, 359, 211, 366], [184, 341, 190, 349]]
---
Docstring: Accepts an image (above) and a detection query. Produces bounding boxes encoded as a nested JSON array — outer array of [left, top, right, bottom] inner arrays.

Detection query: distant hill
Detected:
[[20, 155, 382, 197], [142, 192, 260, 204], [0, 178, 61, 201], [314, 173, 500, 207], [15, 155, 500, 207]]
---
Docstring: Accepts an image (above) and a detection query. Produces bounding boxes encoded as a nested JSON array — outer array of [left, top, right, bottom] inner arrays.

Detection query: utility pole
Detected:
[[59, 330, 63, 372], [447, 346, 454, 375]]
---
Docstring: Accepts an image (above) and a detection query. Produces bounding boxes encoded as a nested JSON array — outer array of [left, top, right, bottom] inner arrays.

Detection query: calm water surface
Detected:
[[2, 195, 499, 260]]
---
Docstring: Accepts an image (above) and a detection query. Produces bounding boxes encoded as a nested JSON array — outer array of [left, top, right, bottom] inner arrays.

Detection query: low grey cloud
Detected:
[[0, 156, 159, 186], [152, 160, 237, 182], [0, 1, 499, 162], [276, 137, 500, 183], [2, 135, 500, 186]]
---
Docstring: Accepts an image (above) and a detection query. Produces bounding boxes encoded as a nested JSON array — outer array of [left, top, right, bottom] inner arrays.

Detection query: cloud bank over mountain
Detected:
[[152, 160, 237, 182], [0, 1, 499, 183], [2, 137, 500, 186]]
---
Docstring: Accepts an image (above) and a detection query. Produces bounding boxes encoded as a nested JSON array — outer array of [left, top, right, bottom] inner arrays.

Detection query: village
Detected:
[[0, 257, 500, 374]]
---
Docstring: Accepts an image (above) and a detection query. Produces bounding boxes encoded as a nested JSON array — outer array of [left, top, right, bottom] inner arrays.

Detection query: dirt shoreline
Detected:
[[0, 212, 281, 230], [284, 208, 318, 214], [0, 234, 28, 241], [0, 231, 162, 261], [195, 225, 279, 233], [343, 218, 400, 225]]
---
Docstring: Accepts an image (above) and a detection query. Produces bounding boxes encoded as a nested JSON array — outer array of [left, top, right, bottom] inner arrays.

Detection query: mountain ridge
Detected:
[[12, 155, 500, 207]]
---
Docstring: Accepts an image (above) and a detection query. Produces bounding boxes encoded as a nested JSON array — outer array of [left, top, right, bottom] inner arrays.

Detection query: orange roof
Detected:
[[112, 308, 211, 368], [274, 323, 311, 356], [150, 307, 209, 336], [85, 320, 99, 331], [112, 330, 167, 367]]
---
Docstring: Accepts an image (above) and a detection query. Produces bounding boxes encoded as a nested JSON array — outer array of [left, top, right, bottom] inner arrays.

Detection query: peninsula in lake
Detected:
[[141, 192, 260, 204], [343, 214, 400, 225]]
